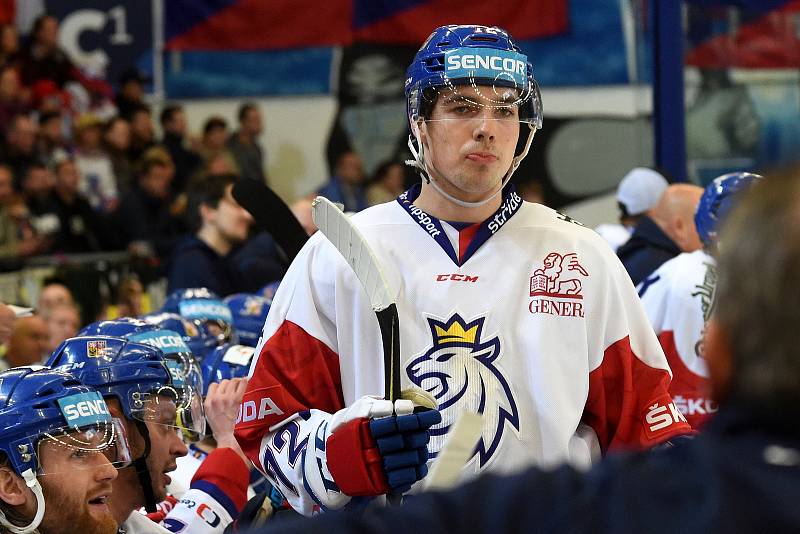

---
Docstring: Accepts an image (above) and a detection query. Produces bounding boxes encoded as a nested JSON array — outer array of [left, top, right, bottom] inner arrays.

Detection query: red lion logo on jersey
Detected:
[[530, 252, 589, 299]]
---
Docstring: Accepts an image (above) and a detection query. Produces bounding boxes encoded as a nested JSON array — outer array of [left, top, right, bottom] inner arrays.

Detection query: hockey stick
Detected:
[[310, 196, 401, 402], [232, 180, 310, 262], [422, 411, 483, 491]]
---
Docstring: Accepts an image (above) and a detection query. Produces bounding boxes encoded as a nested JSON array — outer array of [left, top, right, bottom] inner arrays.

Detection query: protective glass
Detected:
[[124, 359, 206, 442], [32, 392, 128, 475], [409, 47, 543, 129], [178, 298, 235, 345]]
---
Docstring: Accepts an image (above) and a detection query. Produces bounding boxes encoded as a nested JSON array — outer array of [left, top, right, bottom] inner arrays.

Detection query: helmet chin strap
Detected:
[[405, 122, 536, 209], [0, 469, 46, 534], [132, 420, 158, 513]]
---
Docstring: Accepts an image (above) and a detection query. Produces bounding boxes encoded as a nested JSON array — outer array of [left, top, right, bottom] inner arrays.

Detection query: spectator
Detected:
[[44, 156, 109, 253], [160, 104, 201, 194], [366, 160, 406, 205], [617, 183, 703, 286], [18, 14, 110, 105], [21, 163, 58, 246], [0, 23, 20, 69], [36, 110, 68, 168], [74, 113, 118, 212], [115, 67, 149, 119], [41, 301, 80, 353], [259, 171, 800, 534], [199, 115, 239, 176], [37, 278, 75, 314], [103, 115, 134, 193], [125, 104, 155, 163], [0, 65, 28, 135], [0, 302, 15, 344], [0, 163, 44, 263], [109, 274, 146, 318], [1, 314, 49, 369], [1, 113, 39, 185], [227, 102, 267, 184], [116, 147, 184, 258], [168, 173, 254, 295], [596, 167, 670, 251], [318, 150, 368, 212]]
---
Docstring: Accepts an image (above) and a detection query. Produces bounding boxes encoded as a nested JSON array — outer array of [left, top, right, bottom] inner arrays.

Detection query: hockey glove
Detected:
[[324, 396, 441, 497]]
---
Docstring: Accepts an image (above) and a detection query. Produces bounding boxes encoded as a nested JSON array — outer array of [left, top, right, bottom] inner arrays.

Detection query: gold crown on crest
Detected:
[[432, 315, 479, 344]]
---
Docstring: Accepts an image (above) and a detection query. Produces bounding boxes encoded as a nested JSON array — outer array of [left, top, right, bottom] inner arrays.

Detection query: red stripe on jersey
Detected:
[[458, 223, 480, 263], [658, 331, 715, 429], [583, 336, 693, 453], [234, 320, 344, 471], [191, 447, 251, 513]]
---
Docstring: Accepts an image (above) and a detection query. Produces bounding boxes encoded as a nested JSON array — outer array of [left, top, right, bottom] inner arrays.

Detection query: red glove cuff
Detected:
[[326, 418, 390, 496]]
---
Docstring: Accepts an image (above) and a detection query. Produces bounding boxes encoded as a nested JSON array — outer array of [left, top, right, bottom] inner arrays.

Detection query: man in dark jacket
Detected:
[[167, 173, 254, 295], [254, 172, 800, 534], [617, 183, 703, 285]]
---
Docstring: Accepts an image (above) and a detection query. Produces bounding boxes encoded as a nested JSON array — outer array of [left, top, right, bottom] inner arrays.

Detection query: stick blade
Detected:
[[311, 196, 394, 311], [424, 412, 483, 491]]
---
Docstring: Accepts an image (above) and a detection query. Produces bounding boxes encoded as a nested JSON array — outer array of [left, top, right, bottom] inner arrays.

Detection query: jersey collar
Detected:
[[396, 183, 523, 266]]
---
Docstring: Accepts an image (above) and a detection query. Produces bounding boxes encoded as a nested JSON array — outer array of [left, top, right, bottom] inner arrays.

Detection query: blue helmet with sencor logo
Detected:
[[199, 343, 254, 396], [223, 293, 269, 347], [404, 25, 542, 207], [141, 311, 217, 361], [0, 367, 117, 532], [46, 335, 206, 513], [162, 288, 236, 345], [695, 172, 763, 249]]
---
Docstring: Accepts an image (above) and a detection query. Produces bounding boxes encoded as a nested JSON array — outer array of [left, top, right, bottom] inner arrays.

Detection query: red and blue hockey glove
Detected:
[[324, 396, 441, 497]]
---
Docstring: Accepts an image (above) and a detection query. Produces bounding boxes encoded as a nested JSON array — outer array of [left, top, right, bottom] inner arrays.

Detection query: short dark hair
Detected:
[[203, 116, 227, 136], [186, 173, 238, 231], [238, 103, 257, 123], [715, 170, 800, 412], [123, 103, 151, 122], [159, 105, 183, 127], [39, 110, 61, 125]]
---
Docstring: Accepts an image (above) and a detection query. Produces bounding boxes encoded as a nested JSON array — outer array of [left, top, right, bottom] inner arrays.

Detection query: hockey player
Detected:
[[162, 288, 236, 345], [48, 335, 248, 533], [0, 367, 120, 534], [637, 172, 762, 429], [235, 24, 690, 516], [223, 294, 270, 348]]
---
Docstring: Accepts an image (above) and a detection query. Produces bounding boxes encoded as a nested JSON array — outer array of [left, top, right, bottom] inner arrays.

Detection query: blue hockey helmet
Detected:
[[141, 311, 217, 361], [404, 25, 542, 206], [695, 172, 763, 248], [0, 367, 118, 532], [162, 288, 235, 344], [223, 293, 269, 347], [47, 335, 205, 513], [46, 336, 205, 441], [199, 343, 254, 396], [258, 279, 280, 301]]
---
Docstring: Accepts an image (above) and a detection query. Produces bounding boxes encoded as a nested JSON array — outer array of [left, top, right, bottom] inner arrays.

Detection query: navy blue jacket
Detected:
[[167, 235, 239, 296], [617, 215, 681, 286], [259, 405, 800, 534]]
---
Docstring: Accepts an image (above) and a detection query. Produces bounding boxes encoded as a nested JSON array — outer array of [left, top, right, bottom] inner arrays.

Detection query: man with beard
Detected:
[[48, 334, 248, 533], [0, 366, 119, 534]]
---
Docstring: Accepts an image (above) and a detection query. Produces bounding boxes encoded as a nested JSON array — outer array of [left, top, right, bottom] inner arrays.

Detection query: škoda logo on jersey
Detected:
[[528, 252, 589, 318]]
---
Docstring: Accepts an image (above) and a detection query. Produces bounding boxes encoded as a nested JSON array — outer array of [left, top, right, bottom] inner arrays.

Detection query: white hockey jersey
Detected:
[[637, 249, 719, 429], [120, 447, 249, 533], [235, 185, 691, 515]]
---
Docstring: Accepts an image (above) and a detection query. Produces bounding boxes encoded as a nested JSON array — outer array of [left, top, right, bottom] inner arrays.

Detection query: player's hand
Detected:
[[205, 377, 251, 466], [324, 395, 441, 497]]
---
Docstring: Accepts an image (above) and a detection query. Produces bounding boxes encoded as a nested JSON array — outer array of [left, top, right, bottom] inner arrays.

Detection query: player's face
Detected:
[[142, 397, 188, 502], [422, 85, 519, 202], [35, 433, 118, 534]]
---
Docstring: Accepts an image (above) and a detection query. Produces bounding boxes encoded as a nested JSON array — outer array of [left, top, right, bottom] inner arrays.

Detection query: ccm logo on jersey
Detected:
[[436, 274, 478, 283], [644, 401, 688, 436]]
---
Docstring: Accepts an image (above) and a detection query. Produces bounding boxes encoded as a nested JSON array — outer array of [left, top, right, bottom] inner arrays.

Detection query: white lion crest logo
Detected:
[[406, 314, 519, 470]]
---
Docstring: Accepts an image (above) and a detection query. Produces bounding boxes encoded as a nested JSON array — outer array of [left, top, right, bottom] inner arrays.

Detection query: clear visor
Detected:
[[126, 361, 206, 442], [34, 422, 128, 476], [416, 82, 542, 127]]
